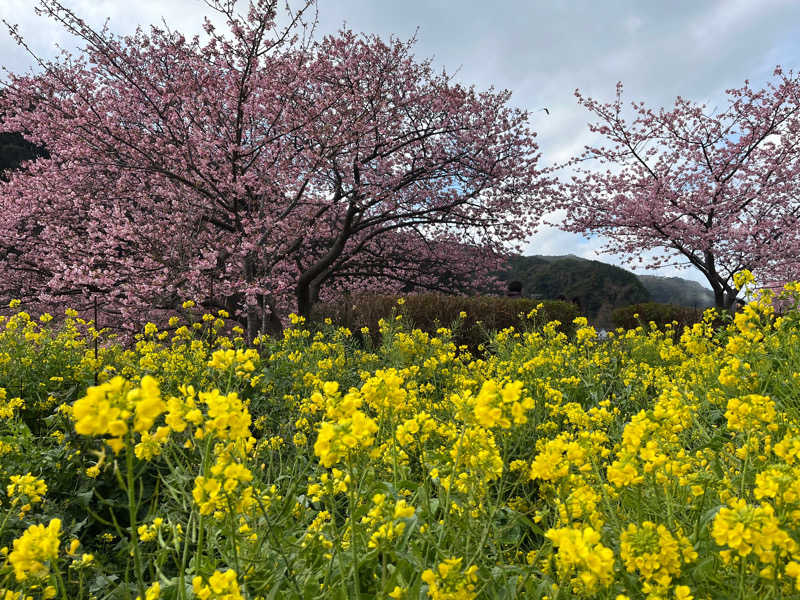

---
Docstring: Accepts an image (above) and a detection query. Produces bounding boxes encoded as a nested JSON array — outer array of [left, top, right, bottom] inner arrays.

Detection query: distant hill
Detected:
[[638, 275, 715, 308], [497, 254, 714, 328], [497, 254, 651, 328]]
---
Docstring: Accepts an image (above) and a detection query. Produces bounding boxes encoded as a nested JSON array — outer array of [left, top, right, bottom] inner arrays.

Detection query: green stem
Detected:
[[389, 409, 398, 491], [661, 473, 675, 528], [0, 506, 15, 540], [252, 485, 302, 596], [322, 485, 347, 591], [196, 514, 205, 569], [177, 512, 196, 600], [347, 457, 361, 598], [693, 483, 708, 541], [436, 428, 467, 551], [125, 442, 146, 600], [740, 430, 752, 498], [52, 561, 69, 600], [195, 437, 214, 568], [738, 557, 746, 600], [225, 496, 242, 578], [469, 432, 511, 567]]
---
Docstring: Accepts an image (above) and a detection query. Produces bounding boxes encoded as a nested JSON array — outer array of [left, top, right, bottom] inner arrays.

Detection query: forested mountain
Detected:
[[497, 254, 714, 327], [637, 274, 715, 308], [497, 254, 650, 327]]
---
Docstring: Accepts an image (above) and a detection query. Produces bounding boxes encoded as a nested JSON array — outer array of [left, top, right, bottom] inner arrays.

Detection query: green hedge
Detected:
[[312, 293, 580, 351], [611, 302, 705, 331]]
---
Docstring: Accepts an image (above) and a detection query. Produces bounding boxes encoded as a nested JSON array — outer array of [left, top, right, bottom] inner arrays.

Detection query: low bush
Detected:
[[312, 293, 580, 351], [612, 301, 705, 331]]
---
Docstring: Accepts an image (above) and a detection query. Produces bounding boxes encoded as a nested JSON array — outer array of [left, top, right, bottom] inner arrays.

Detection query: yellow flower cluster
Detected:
[[193, 452, 255, 518], [725, 394, 777, 433], [606, 388, 695, 488], [208, 348, 258, 379], [0, 389, 23, 419], [620, 522, 696, 587], [192, 569, 243, 600], [467, 379, 531, 428], [395, 411, 438, 447], [530, 433, 589, 483], [314, 413, 378, 468], [440, 426, 503, 496], [73, 375, 166, 453], [137, 518, 164, 543], [313, 382, 379, 468], [420, 557, 479, 600], [194, 389, 251, 441], [164, 384, 204, 433], [360, 368, 410, 414], [754, 464, 800, 511], [545, 525, 614, 596], [301, 509, 333, 553], [188, 390, 262, 519], [135, 582, 161, 600], [8, 518, 61, 581], [7, 473, 47, 516], [360, 493, 415, 549], [712, 498, 797, 568]]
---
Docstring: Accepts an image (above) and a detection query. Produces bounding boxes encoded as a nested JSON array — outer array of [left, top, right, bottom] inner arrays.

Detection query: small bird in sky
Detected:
[[539, 107, 550, 115]]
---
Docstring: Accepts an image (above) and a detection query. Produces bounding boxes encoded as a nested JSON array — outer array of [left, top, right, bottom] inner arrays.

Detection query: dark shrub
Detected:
[[312, 293, 580, 352], [611, 302, 704, 331]]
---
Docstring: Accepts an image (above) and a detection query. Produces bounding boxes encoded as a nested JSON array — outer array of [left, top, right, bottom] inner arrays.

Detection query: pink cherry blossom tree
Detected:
[[283, 31, 542, 317], [0, 0, 546, 337], [557, 68, 800, 309]]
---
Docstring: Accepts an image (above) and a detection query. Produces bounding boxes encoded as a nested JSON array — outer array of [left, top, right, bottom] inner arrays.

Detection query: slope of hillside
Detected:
[[497, 254, 717, 327], [498, 255, 651, 327], [638, 274, 715, 308]]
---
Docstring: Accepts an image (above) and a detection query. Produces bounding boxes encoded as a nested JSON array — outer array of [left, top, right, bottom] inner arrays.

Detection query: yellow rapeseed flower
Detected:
[[192, 569, 243, 600], [8, 518, 61, 581]]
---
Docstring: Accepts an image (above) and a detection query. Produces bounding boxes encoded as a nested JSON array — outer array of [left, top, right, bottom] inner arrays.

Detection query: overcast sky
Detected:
[[3, 0, 799, 287]]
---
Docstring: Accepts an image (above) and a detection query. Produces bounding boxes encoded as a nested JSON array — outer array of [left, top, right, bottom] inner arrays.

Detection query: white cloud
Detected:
[[623, 15, 644, 35], [689, 0, 790, 47], [1, 0, 223, 75]]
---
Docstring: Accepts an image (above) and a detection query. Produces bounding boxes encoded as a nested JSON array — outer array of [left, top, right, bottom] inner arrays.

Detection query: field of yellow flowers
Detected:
[[1, 280, 800, 599]]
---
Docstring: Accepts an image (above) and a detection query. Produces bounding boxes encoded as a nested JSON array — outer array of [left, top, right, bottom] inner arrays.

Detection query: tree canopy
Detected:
[[0, 0, 546, 336], [555, 69, 800, 309]]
